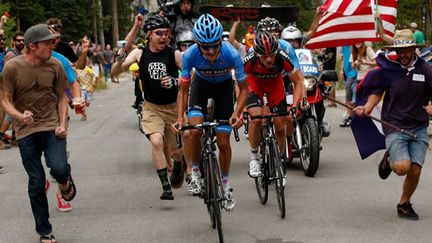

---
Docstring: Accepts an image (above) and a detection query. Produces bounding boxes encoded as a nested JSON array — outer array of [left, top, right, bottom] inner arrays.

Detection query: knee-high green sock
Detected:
[[157, 168, 171, 191]]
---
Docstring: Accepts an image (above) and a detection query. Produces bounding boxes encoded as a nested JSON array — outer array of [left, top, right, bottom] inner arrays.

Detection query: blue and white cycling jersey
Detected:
[[248, 39, 300, 70], [52, 51, 76, 84], [181, 41, 247, 84]]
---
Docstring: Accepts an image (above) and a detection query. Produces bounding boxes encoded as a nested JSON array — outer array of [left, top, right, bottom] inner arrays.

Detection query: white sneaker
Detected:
[[188, 177, 202, 194], [223, 187, 235, 212], [248, 159, 262, 178]]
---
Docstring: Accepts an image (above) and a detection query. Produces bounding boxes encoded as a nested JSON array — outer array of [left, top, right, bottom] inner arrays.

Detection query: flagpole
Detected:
[[324, 95, 417, 138]]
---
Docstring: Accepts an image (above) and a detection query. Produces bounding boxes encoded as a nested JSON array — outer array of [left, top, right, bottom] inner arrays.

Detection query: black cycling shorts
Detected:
[[247, 92, 288, 114], [188, 75, 234, 123]]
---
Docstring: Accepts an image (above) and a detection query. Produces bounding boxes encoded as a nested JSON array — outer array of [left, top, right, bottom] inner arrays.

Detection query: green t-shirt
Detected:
[[413, 30, 425, 44]]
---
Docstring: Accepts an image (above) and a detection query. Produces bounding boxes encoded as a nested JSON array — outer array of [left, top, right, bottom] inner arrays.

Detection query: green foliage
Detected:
[[0, 3, 16, 46]]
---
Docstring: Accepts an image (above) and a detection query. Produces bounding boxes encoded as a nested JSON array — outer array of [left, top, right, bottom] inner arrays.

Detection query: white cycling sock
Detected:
[[191, 162, 201, 179], [250, 147, 259, 160], [222, 176, 230, 190]]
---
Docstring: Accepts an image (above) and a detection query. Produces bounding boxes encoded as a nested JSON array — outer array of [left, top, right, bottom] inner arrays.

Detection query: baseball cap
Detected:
[[24, 24, 60, 45], [410, 22, 417, 29]]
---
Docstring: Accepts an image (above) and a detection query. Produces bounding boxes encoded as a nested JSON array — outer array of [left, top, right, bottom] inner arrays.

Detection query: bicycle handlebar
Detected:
[[175, 121, 240, 148], [249, 111, 291, 120]]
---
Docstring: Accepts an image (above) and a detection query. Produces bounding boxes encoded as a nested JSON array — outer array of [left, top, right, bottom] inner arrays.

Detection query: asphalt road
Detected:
[[1, 74, 432, 243]]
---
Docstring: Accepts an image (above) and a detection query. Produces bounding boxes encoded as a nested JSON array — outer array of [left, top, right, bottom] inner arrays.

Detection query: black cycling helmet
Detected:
[[254, 31, 279, 55], [143, 15, 170, 32], [256, 17, 280, 32]]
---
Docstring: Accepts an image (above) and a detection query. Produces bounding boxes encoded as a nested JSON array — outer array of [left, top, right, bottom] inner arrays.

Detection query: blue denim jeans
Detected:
[[17, 131, 71, 235], [103, 63, 112, 79]]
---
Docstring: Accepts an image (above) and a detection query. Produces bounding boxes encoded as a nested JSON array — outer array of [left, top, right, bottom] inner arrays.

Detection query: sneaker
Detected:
[[223, 187, 236, 212], [248, 159, 262, 178], [339, 117, 352, 127], [169, 159, 185, 189], [0, 165, 4, 174], [56, 194, 72, 212], [188, 177, 202, 194], [160, 190, 174, 200], [378, 151, 391, 180], [397, 202, 419, 220], [0, 139, 11, 150]]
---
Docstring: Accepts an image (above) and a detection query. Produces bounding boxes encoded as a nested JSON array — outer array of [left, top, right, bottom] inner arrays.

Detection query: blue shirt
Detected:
[[181, 42, 247, 84], [342, 45, 357, 79], [0, 51, 7, 75], [52, 51, 76, 84]]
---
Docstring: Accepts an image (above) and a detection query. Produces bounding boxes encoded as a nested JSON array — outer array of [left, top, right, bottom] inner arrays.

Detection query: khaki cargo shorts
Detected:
[[141, 101, 177, 148]]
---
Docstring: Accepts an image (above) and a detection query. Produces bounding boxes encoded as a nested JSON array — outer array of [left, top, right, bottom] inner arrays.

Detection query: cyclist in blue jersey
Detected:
[[173, 14, 248, 211]]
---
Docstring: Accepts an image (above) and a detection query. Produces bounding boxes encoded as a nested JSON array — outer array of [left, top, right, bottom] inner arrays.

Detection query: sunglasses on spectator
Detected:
[[49, 24, 62, 32], [179, 42, 194, 48], [15, 38, 24, 43], [153, 30, 170, 37], [0, 36, 6, 41], [199, 41, 221, 51]]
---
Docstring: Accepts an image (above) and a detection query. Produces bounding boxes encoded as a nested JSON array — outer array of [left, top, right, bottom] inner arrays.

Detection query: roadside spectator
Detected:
[[102, 44, 113, 82], [76, 64, 98, 121], [45, 17, 89, 69], [342, 42, 376, 127], [0, 31, 25, 147], [410, 22, 425, 44], [353, 29, 430, 220], [339, 45, 358, 127], [0, 24, 77, 243], [166, 0, 199, 44]]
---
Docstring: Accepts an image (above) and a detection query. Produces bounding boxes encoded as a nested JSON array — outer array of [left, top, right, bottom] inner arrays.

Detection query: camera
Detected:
[[157, 0, 180, 14], [117, 40, 127, 49]]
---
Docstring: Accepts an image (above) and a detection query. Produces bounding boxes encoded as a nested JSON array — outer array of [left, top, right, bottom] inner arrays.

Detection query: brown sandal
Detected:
[[40, 234, 56, 243], [61, 176, 76, 202]]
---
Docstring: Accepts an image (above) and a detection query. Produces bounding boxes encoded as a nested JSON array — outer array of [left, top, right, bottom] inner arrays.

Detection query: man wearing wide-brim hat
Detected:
[[354, 29, 432, 220]]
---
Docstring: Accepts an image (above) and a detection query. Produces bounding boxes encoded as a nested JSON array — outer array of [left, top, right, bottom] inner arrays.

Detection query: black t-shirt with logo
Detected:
[[55, 41, 78, 63], [138, 46, 179, 105]]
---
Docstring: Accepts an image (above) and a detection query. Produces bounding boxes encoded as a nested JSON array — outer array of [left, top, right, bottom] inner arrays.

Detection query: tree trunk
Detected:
[[111, 0, 119, 47], [92, 0, 98, 45], [97, 0, 105, 48]]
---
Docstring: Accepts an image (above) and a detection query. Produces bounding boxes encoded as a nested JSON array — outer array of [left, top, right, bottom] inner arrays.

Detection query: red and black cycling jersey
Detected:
[[243, 49, 296, 107]]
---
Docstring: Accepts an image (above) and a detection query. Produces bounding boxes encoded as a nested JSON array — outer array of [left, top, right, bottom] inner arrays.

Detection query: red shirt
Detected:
[[244, 49, 296, 106]]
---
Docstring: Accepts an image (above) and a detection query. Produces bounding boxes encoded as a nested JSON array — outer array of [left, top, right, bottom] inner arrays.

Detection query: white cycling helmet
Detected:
[[176, 30, 195, 43], [222, 31, 230, 41], [281, 26, 303, 41]]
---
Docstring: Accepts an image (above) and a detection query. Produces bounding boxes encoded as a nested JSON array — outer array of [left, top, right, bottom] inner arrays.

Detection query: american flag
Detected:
[[304, 0, 398, 49]]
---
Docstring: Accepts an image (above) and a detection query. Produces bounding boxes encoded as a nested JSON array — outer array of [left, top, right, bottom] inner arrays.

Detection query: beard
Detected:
[[16, 44, 25, 52]]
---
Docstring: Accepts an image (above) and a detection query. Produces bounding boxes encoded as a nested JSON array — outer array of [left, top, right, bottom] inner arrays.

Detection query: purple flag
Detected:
[[350, 52, 405, 159]]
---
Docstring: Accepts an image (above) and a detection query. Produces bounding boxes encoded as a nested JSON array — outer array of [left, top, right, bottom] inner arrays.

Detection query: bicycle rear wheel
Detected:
[[270, 139, 286, 219], [255, 142, 269, 204], [208, 154, 224, 243]]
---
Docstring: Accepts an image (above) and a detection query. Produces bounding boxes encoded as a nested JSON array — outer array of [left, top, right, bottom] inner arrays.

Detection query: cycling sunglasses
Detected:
[[179, 42, 194, 48], [153, 30, 170, 37], [257, 51, 277, 58], [49, 24, 62, 32], [199, 41, 221, 51]]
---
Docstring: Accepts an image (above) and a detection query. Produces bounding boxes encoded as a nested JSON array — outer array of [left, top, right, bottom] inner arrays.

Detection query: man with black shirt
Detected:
[[111, 14, 184, 200], [45, 18, 88, 69]]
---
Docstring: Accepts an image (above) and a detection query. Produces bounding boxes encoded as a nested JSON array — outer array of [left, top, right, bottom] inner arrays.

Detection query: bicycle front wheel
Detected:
[[255, 142, 269, 204], [208, 154, 224, 243], [270, 138, 286, 219]]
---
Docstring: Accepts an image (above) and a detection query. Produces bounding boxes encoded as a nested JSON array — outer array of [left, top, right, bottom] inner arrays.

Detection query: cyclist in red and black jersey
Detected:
[[244, 31, 304, 177]]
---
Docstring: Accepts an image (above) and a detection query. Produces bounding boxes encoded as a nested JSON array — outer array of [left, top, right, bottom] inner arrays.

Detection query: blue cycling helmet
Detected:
[[193, 14, 223, 44]]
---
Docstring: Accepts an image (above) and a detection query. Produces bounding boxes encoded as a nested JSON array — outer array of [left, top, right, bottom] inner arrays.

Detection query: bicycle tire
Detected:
[[301, 118, 320, 177], [254, 142, 269, 204], [204, 155, 216, 229], [270, 138, 286, 219], [208, 154, 224, 243]]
